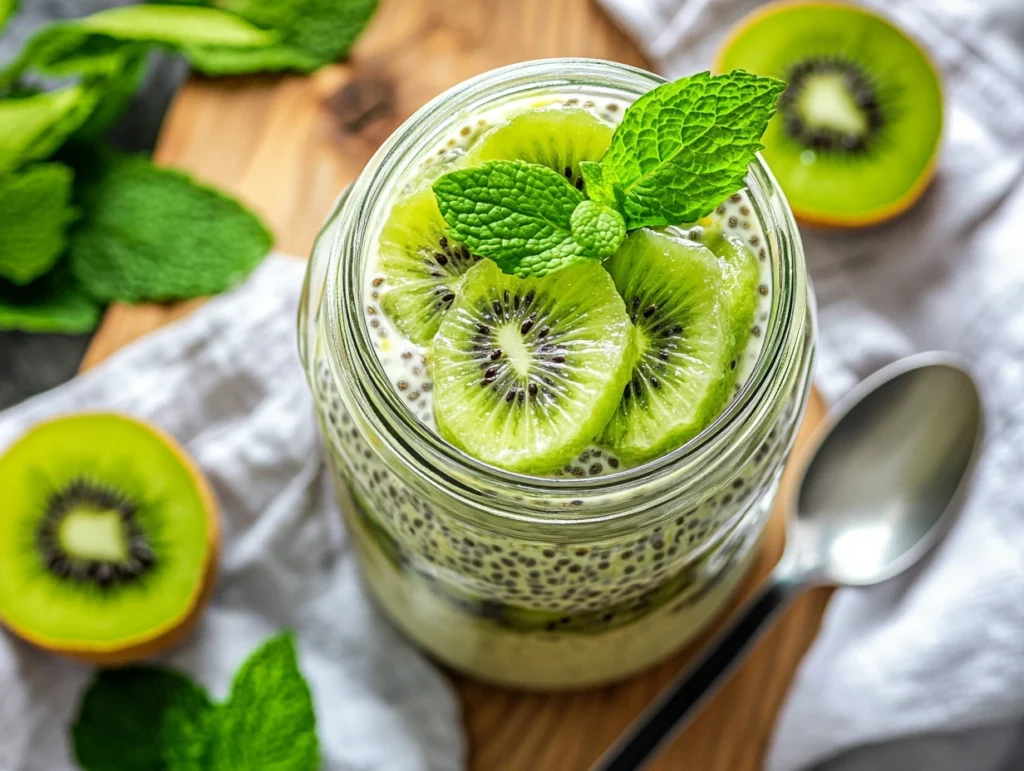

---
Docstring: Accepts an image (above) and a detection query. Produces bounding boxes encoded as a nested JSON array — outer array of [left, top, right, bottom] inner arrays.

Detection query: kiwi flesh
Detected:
[[431, 258, 634, 474], [717, 1, 942, 226], [0, 413, 218, 664], [601, 229, 732, 462], [377, 185, 483, 346], [698, 225, 760, 361], [463, 107, 614, 189]]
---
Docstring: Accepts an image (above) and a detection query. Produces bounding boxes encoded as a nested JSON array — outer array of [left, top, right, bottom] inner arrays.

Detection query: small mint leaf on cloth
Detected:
[[68, 151, 272, 302], [0, 162, 78, 285], [433, 159, 594, 277], [570, 201, 625, 259], [596, 70, 786, 228], [208, 632, 320, 771], [72, 667, 215, 771]]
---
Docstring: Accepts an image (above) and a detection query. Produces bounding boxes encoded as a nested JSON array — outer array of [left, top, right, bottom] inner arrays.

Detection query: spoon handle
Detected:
[[591, 571, 803, 771]]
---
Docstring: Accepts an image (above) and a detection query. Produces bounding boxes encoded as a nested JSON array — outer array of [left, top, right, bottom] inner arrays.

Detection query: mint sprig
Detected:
[[432, 70, 785, 277], [71, 632, 319, 771]]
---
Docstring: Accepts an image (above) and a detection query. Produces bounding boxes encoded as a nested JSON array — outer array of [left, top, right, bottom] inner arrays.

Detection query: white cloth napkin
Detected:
[[0, 255, 465, 771], [598, 0, 1024, 769]]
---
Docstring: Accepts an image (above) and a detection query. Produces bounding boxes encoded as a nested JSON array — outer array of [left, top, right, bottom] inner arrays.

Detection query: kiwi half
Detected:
[[463, 107, 614, 189], [431, 258, 634, 474], [0, 413, 218, 665], [716, 1, 943, 226], [602, 230, 733, 462]]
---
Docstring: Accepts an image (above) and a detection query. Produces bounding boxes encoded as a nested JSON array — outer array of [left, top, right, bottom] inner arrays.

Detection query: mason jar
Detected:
[[298, 59, 815, 689]]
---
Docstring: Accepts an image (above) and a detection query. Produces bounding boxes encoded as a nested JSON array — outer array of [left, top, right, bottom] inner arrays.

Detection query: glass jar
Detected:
[[298, 59, 816, 689]]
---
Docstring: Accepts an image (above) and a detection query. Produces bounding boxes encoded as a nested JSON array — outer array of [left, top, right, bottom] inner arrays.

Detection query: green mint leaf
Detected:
[[0, 261, 101, 333], [0, 85, 98, 174], [579, 160, 615, 208], [76, 5, 278, 48], [596, 71, 786, 228], [0, 0, 19, 32], [72, 667, 214, 771], [73, 46, 151, 142], [211, 0, 379, 71], [0, 162, 78, 285], [433, 159, 592, 278], [208, 632, 320, 771], [68, 151, 272, 302], [570, 201, 625, 259]]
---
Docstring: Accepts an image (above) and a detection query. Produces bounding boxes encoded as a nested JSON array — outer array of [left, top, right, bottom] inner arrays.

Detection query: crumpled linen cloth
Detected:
[[598, 0, 1024, 769], [0, 255, 465, 771]]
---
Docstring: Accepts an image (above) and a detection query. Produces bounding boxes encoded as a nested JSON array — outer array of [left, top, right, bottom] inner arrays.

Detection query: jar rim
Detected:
[[322, 58, 809, 527]]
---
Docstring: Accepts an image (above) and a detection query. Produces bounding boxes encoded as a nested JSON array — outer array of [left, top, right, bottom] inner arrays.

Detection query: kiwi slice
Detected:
[[431, 258, 633, 474], [463, 107, 613, 188], [717, 2, 942, 226], [701, 227, 760, 357], [0, 413, 218, 665], [602, 229, 732, 462], [377, 185, 482, 345]]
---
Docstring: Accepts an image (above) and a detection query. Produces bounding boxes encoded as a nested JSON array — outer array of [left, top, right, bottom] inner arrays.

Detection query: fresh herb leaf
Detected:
[[0, 85, 98, 174], [0, 261, 101, 334], [0, 162, 78, 285], [593, 71, 785, 228], [208, 633, 319, 771], [0, 0, 19, 32], [72, 667, 214, 771], [68, 152, 272, 302], [75, 4, 278, 49], [73, 46, 151, 142], [569, 200, 625, 259], [433, 160, 592, 277], [211, 0, 379, 71]]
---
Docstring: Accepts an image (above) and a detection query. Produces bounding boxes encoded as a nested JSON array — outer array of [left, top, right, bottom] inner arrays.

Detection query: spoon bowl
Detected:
[[793, 352, 983, 586]]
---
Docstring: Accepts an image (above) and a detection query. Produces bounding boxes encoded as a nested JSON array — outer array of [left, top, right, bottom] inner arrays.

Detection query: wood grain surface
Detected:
[[81, 1, 833, 768]]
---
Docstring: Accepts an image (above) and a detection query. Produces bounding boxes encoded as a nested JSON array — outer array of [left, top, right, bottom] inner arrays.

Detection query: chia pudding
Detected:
[[299, 61, 815, 688]]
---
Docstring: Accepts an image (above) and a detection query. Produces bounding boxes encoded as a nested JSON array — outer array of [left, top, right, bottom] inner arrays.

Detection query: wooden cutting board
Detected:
[[81, 1, 832, 768]]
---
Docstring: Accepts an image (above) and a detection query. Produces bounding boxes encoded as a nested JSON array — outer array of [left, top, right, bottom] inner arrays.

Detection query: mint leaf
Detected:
[[211, 0, 379, 70], [433, 160, 592, 277], [0, 85, 98, 174], [76, 5, 278, 49], [0, 261, 101, 333], [0, 0, 19, 32], [68, 152, 272, 302], [72, 667, 214, 771], [595, 71, 785, 228], [0, 163, 78, 285], [74, 46, 151, 142], [209, 633, 319, 771], [570, 201, 625, 259]]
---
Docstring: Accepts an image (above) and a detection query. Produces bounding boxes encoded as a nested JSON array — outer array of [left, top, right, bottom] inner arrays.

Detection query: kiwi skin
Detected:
[[0, 413, 220, 666], [713, 0, 943, 228]]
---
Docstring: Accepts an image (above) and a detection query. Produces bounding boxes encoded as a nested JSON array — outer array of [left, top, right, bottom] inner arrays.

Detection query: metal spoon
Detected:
[[593, 352, 984, 771]]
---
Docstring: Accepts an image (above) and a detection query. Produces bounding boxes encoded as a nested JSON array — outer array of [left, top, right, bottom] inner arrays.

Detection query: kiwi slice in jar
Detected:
[[0, 413, 218, 665], [463, 107, 614, 189], [431, 258, 634, 474], [716, 1, 943, 226], [601, 229, 733, 463], [377, 185, 483, 346]]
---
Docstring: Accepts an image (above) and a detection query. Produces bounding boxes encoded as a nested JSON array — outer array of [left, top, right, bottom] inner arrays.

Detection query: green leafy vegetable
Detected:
[[209, 633, 320, 770], [0, 262, 101, 334], [0, 163, 78, 285], [212, 0, 379, 70], [73, 46, 151, 142], [591, 71, 786, 228], [72, 668, 214, 771], [71, 633, 319, 771], [569, 200, 625, 259], [76, 5, 278, 48], [0, 85, 98, 174], [68, 152, 272, 302], [0, 0, 19, 32], [432, 159, 592, 277]]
